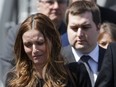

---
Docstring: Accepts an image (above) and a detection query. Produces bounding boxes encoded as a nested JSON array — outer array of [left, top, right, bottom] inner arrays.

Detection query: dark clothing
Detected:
[[5, 62, 92, 87], [58, 22, 67, 35], [67, 62, 92, 87], [99, 6, 116, 24], [59, 22, 69, 47], [61, 33, 69, 47], [61, 45, 106, 86], [95, 42, 116, 87]]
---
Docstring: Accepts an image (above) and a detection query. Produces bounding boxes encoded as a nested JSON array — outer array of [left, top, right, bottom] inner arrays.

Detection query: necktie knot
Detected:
[[81, 55, 91, 63]]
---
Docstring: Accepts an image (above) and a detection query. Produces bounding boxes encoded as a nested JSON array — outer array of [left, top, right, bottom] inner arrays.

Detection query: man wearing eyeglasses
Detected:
[[0, 0, 69, 86]]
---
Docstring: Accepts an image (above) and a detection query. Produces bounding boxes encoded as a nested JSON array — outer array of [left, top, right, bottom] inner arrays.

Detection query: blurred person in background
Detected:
[[98, 22, 116, 49], [37, 0, 68, 34], [0, 0, 69, 86]]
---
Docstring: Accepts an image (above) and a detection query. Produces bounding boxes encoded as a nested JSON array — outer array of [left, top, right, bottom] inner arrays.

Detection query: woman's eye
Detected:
[[24, 42, 32, 47], [37, 41, 45, 45], [100, 42, 107, 46]]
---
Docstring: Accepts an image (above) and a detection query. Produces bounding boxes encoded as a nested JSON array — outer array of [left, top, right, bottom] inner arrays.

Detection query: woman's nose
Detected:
[[32, 44, 38, 53]]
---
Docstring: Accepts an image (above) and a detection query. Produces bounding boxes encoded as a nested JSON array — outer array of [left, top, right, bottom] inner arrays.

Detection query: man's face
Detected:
[[67, 12, 99, 53], [37, 0, 67, 23]]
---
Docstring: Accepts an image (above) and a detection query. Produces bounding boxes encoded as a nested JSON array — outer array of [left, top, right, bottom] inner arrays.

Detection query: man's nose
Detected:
[[76, 28, 84, 36], [53, 1, 59, 8]]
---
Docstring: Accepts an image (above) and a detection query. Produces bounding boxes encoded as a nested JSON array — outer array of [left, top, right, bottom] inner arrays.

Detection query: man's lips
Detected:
[[76, 39, 85, 43]]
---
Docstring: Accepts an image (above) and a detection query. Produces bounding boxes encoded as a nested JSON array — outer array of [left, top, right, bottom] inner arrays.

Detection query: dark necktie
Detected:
[[81, 55, 91, 69], [81, 55, 94, 87]]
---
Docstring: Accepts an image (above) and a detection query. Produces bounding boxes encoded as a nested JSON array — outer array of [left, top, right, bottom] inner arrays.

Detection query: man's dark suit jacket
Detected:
[[61, 45, 106, 72], [95, 42, 116, 87]]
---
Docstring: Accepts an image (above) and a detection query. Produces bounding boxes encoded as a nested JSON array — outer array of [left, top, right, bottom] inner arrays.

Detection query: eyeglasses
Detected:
[[40, 0, 68, 4]]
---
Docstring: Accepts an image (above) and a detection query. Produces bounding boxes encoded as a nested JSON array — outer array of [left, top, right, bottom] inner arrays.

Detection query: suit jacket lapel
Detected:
[[98, 46, 106, 71], [61, 45, 76, 64]]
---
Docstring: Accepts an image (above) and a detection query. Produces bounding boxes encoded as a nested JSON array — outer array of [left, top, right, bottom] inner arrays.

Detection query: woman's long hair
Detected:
[[7, 13, 68, 87]]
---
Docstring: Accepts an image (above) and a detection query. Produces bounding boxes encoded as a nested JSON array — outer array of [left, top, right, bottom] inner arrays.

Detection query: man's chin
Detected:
[[51, 18, 59, 22], [74, 45, 85, 50], [50, 16, 61, 21]]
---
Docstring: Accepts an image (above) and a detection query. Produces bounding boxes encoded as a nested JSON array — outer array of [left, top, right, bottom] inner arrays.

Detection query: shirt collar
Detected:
[[89, 44, 99, 63], [71, 44, 99, 63]]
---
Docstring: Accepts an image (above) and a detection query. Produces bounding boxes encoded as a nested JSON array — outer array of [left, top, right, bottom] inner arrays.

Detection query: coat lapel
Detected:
[[61, 45, 76, 64], [98, 46, 106, 71]]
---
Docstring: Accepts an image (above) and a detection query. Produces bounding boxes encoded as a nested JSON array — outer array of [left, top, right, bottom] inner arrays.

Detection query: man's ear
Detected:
[[97, 23, 101, 30], [36, 0, 42, 11]]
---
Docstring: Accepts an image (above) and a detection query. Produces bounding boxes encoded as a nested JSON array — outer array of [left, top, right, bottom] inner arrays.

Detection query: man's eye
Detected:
[[82, 26, 90, 30], [70, 26, 78, 31], [41, 0, 67, 4], [72, 28, 77, 31], [58, 0, 67, 4], [46, 1, 54, 4]]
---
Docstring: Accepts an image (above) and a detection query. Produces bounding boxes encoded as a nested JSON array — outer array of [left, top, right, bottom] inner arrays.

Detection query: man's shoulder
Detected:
[[61, 45, 71, 57], [61, 45, 72, 53]]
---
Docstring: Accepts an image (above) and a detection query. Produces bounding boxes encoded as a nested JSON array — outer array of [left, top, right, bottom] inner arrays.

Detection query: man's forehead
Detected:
[[68, 12, 93, 24], [71, 0, 96, 3], [39, 0, 68, 2]]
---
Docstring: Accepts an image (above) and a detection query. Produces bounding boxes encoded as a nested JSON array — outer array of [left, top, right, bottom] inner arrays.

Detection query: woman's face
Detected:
[[22, 29, 47, 68], [98, 33, 112, 49]]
